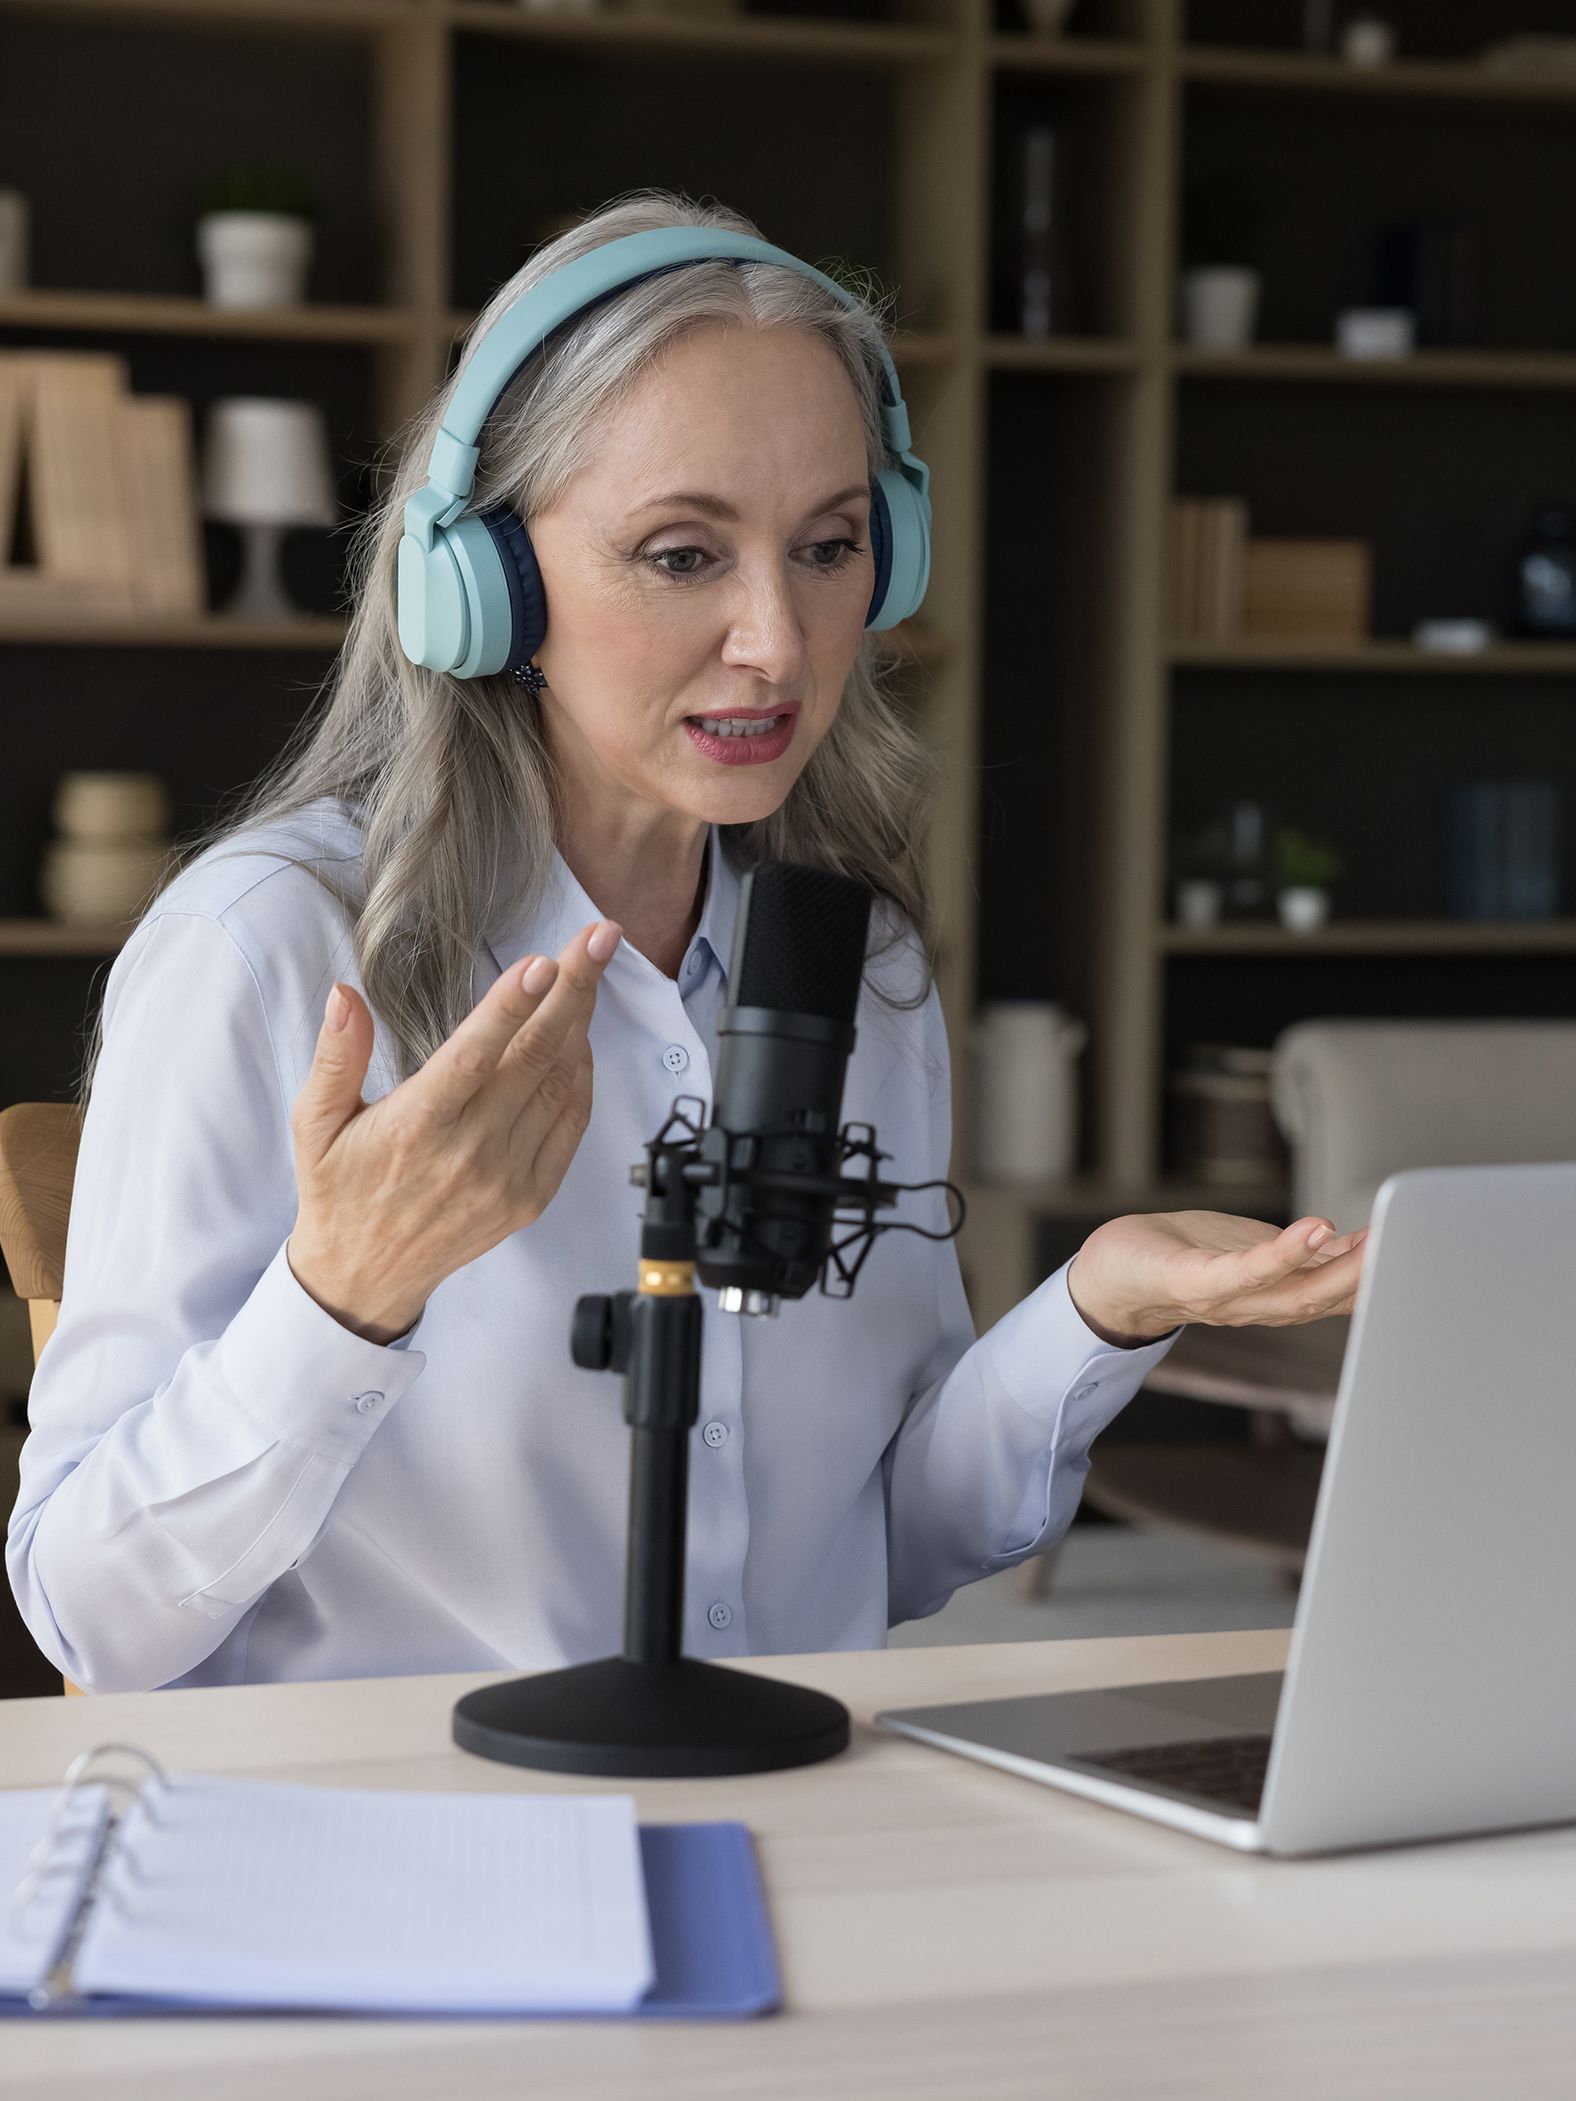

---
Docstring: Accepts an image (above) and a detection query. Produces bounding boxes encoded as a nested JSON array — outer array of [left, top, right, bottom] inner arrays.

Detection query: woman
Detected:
[[7, 192, 1365, 1693]]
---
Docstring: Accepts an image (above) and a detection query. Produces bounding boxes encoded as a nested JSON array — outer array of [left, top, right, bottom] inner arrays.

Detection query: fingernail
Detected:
[[522, 955, 556, 994], [588, 921, 622, 962], [326, 985, 349, 1033], [1308, 1223, 1330, 1248]]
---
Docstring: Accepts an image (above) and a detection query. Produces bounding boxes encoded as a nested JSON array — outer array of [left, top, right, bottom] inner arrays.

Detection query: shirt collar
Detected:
[[484, 823, 742, 992]]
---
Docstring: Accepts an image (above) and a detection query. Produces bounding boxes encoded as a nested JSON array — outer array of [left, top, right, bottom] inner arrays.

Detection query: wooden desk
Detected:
[[6, 1630, 1576, 2099]]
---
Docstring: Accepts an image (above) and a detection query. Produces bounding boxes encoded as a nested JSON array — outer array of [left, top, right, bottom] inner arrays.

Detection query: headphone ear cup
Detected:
[[864, 465, 931, 631], [864, 481, 892, 629], [476, 503, 548, 676]]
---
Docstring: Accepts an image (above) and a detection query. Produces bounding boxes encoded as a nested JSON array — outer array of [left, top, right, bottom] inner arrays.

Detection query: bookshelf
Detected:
[[3, 0, 1576, 1338]]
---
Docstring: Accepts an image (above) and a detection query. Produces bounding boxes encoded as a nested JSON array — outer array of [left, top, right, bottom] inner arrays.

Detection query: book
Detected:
[[22, 353, 139, 611], [1168, 497, 1250, 641], [117, 394, 206, 616], [0, 1740, 780, 2019], [0, 358, 22, 565], [0, 351, 141, 622]]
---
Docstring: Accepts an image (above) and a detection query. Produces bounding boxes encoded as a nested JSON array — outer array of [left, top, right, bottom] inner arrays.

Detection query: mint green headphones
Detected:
[[395, 227, 932, 684]]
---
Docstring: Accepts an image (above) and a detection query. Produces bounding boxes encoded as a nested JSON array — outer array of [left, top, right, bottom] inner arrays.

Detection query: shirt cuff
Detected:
[[212, 1240, 430, 1464], [991, 1258, 1184, 1450]]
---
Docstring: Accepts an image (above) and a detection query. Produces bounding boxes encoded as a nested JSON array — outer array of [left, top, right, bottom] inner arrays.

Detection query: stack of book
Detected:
[[1167, 502, 1374, 646], [1167, 497, 1249, 642], [0, 350, 206, 626], [1242, 538, 1371, 643], [1446, 779, 1561, 920]]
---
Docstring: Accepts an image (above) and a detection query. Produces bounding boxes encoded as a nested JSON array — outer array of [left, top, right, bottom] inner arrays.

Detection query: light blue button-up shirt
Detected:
[[7, 798, 1180, 1692]]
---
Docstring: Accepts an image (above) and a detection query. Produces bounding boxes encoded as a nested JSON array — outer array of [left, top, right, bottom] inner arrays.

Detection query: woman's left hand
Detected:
[[1067, 1211, 1370, 1349]]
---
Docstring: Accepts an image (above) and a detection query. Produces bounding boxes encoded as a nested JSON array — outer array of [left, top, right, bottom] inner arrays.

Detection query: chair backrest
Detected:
[[1271, 1020, 1576, 1230], [0, 1102, 86, 1694]]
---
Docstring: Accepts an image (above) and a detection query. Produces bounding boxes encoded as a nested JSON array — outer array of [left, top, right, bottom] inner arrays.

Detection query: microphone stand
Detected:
[[452, 1104, 917, 1777]]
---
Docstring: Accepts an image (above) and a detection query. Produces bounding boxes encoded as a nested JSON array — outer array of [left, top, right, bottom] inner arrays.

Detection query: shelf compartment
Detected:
[[990, 64, 1150, 341], [448, 32, 922, 328], [0, 11, 387, 309]]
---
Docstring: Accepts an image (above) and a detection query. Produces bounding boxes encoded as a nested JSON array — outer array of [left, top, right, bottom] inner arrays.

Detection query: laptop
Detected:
[[876, 1162, 1576, 1855]]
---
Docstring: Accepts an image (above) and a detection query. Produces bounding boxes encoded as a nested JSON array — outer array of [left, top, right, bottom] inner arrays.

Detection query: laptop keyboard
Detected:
[[1079, 1732, 1273, 1816]]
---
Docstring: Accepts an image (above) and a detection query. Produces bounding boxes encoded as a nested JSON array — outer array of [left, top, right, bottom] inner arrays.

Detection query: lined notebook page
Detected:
[[0, 1785, 110, 1998], [71, 1775, 654, 2014]]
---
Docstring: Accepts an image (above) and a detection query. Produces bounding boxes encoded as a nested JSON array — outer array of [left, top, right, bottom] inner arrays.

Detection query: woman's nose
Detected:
[[720, 564, 812, 684]]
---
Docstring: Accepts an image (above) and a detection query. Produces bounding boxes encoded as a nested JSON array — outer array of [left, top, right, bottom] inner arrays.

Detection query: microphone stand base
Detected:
[[452, 1653, 850, 1777]]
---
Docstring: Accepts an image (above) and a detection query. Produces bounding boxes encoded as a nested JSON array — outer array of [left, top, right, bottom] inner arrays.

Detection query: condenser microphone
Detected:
[[694, 861, 873, 1314]]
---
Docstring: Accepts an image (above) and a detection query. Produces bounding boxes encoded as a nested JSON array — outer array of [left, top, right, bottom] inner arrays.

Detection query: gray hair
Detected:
[[75, 187, 939, 1109]]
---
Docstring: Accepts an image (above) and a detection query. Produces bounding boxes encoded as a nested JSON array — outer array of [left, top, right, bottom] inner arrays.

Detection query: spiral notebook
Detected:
[[1, 1744, 779, 2019]]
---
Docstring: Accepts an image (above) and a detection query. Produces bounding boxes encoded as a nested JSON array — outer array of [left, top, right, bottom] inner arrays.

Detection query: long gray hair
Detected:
[[76, 187, 939, 1109]]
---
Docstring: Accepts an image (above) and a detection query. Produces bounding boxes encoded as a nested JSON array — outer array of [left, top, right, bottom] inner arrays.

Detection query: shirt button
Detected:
[[707, 1601, 732, 1630], [1072, 1382, 1098, 1403], [702, 1419, 729, 1448], [662, 1043, 690, 1074], [686, 951, 702, 976], [353, 1390, 384, 1414]]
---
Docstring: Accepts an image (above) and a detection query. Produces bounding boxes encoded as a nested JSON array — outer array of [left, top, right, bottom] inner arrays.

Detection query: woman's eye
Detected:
[[644, 539, 864, 583]]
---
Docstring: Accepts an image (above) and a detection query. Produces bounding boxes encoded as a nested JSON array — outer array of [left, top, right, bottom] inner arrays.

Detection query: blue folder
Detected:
[[2, 1821, 780, 2021], [627, 1821, 781, 2019]]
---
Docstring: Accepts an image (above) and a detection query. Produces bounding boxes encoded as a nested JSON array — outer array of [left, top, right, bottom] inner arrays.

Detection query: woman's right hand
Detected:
[[285, 918, 623, 1344]]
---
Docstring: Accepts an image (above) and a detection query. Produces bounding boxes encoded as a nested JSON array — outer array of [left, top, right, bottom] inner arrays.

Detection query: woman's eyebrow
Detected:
[[629, 483, 870, 522]]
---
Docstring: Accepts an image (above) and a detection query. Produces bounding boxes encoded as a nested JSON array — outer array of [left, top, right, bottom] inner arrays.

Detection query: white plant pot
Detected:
[[1278, 886, 1331, 931], [1175, 878, 1224, 929], [197, 212, 314, 309], [1180, 266, 1261, 350]]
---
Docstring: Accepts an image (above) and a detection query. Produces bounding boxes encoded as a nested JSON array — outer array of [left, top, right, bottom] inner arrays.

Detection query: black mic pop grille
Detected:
[[729, 863, 873, 1019]]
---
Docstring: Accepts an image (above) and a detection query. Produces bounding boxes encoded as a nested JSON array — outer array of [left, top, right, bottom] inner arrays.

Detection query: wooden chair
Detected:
[[0, 1101, 86, 1694]]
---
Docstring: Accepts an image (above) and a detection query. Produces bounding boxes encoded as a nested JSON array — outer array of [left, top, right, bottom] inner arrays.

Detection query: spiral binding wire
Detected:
[[8, 1741, 170, 2011]]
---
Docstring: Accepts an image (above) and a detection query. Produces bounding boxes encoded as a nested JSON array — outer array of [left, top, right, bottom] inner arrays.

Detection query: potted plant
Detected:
[[1274, 826, 1343, 930], [1179, 168, 1268, 350], [196, 167, 319, 309], [1169, 822, 1231, 928]]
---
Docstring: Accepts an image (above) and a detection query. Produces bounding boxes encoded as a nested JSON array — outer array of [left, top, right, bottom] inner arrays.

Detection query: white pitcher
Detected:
[[971, 1001, 1088, 1184]]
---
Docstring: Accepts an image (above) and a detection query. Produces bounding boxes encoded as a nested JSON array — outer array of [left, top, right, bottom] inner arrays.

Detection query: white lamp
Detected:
[[201, 397, 337, 620]]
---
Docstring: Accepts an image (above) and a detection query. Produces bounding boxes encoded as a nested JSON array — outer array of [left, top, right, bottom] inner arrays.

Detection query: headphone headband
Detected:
[[397, 225, 931, 671]]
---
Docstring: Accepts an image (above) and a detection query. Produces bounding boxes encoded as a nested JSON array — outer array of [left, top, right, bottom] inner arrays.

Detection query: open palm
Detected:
[[1071, 1210, 1370, 1342]]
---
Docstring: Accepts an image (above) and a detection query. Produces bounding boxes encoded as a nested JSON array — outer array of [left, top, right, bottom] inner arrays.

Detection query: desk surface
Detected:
[[6, 1629, 1576, 2100]]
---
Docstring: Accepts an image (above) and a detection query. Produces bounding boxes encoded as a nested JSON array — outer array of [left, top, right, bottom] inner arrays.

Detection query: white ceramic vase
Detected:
[[971, 1001, 1088, 1184]]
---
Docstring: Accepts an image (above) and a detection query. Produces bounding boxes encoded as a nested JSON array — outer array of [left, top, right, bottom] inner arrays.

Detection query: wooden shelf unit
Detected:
[[4, 0, 1574, 1296]]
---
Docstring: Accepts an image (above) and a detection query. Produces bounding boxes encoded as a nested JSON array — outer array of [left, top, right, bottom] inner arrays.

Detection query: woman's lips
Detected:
[[682, 704, 800, 767]]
